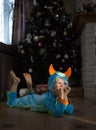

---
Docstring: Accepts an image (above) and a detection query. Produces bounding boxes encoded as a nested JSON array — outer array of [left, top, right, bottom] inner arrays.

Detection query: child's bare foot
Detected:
[[23, 73, 33, 92], [10, 70, 21, 84], [9, 70, 21, 92]]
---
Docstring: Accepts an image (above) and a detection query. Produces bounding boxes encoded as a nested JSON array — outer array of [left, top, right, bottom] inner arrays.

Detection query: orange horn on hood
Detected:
[[49, 64, 56, 75], [64, 67, 72, 78]]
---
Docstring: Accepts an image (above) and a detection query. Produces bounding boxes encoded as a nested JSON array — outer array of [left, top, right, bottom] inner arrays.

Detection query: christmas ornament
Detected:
[[63, 30, 67, 36], [56, 54, 61, 59], [45, 19, 50, 27], [38, 42, 42, 47], [28, 68, 33, 73], [61, 59, 65, 63], [50, 31, 56, 37], [65, 37, 70, 41], [20, 49, 25, 54], [40, 48, 46, 55], [59, 67, 63, 71], [34, 35, 39, 41], [44, 5, 53, 12], [52, 42, 57, 48], [26, 33, 32, 43], [64, 54, 69, 59], [36, 12, 41, 17], [55, 14, 59, 20], [19, 45, 23, 48], [39, 35, 44, 39], [31, 56, 34, 63], [61, 14, 66, 22], [67, 22, 72, 29]]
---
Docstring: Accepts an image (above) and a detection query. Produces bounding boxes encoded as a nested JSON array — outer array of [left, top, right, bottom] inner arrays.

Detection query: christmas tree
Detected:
[[18, 0, 81, 86]]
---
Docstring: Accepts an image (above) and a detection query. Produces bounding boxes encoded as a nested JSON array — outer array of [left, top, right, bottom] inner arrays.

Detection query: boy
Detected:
[[7, 64, 73, 117]]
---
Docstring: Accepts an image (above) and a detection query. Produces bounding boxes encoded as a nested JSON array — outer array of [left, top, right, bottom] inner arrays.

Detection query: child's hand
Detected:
[[55, 88, 67, 100], [58, 87, 71, 100], [64, 86, 71, 95]]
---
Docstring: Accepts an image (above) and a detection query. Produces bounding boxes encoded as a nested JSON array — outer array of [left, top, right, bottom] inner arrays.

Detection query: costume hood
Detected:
[[48, 64, 72, 93]]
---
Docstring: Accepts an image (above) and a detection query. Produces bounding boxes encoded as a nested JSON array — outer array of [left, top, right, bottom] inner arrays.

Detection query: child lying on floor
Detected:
[[7, 64, 74, 117]]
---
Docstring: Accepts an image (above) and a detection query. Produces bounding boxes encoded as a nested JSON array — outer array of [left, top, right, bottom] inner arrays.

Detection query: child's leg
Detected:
[[9, 70, 21, 92], [23, 73, 33, 93]]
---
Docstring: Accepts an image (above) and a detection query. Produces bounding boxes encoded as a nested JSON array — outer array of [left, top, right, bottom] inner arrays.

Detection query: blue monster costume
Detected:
[[7, 64, 74, 117]]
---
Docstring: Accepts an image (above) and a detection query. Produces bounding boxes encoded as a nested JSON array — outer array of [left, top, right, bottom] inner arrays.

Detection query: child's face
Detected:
[[54, 77, 67, 96]]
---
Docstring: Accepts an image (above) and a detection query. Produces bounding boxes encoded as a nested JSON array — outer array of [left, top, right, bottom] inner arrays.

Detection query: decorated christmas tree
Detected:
[[18, 0, 81, 86]]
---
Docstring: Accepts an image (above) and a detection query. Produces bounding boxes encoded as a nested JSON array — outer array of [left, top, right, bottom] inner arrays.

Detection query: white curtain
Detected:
[[0, 0, 15, 44]]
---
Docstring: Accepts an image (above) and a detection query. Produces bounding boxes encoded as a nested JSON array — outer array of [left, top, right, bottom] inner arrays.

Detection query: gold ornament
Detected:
[[63, 30, 67, 36], [21, 49, 25, 54]]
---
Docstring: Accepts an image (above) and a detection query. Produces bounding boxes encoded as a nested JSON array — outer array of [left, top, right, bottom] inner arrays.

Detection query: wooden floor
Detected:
[[0, 98, 96, 130]]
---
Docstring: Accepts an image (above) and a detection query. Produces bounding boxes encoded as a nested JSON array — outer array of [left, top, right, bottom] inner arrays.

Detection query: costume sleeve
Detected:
[[58, 98, 74, 115], [64, 103, 74, 114], [44, 97, 74, 117]]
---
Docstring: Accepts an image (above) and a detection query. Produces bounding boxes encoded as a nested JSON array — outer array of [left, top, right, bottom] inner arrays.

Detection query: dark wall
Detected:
[[0, 53, 14, 100]]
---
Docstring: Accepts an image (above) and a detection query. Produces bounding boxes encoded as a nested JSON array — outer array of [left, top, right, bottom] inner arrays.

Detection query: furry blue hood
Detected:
[[48, 72, 69, 93], [48, 64, 72, 93]]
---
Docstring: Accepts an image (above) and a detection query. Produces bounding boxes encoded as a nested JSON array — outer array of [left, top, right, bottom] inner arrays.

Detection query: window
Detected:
[[0, 0, 15, 44]]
